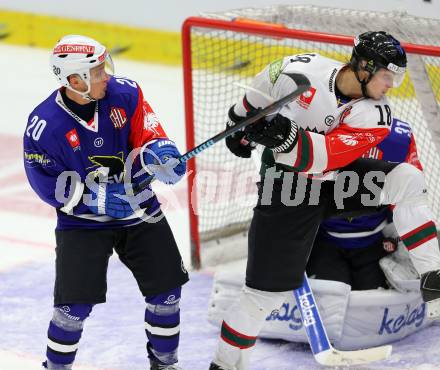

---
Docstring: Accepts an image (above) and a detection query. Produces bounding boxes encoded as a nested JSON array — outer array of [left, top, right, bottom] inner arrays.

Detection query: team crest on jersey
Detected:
[[65, 129, 81, 151], [296, 87, 316, 109], [109, 107, 128, 129], [362, 146, 382, 160], [87, 151, 125, 183]]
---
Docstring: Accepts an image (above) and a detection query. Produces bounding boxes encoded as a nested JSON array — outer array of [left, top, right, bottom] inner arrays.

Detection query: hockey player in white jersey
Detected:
[[209, 31, 440, 370]]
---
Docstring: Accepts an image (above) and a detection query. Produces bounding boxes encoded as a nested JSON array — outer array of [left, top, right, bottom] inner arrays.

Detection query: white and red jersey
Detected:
[[233, 53, 392, 174]]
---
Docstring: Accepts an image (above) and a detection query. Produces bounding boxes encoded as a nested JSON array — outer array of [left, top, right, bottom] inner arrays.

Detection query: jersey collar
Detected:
[[55, 90, 99, 132]]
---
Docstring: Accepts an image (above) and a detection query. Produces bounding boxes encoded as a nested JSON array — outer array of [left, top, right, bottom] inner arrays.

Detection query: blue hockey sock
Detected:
[[44, 304, 93, 368], [145, 287, 181, 365]]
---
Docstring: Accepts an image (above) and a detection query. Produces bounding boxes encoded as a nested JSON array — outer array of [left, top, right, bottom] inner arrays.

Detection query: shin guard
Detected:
[[44, 304, 93, 369], [145, 287, 181, 365]]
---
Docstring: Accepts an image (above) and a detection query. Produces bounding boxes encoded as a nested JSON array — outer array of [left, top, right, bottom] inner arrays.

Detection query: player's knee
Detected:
[[383, 163, 427, 205], [145, 286, 181, 315], [240, 285, 289, 320], [51, 304, 93, 330]]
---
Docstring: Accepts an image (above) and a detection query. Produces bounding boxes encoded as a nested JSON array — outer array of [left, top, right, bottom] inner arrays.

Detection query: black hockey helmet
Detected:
[[350, 31, 407, 74], [349, 31, 406, 97]]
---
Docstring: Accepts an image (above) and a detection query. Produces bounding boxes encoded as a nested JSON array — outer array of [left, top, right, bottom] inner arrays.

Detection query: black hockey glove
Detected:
[[225, 105, 256, 158], [244, 113, 298, 153]]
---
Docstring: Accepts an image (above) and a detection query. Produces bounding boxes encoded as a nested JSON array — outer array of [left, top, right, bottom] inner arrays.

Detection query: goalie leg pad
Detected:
[[145, 287, 181, 365], [213, 286, 289, 370], [381, 163, 440, 274], [45, 304, 93, 369]]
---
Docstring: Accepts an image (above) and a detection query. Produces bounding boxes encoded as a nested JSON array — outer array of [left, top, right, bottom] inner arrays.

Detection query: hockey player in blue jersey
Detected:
[[23, 35, 188, 370], [307, 117, 421, 289]]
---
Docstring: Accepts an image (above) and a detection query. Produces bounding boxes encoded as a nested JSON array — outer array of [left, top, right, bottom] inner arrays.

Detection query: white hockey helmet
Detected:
[[50, 35, 114, 98]]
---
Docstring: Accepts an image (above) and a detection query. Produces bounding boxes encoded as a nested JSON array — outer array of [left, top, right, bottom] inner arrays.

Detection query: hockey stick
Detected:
[[133, 72, 311, 194], [293, 273, 392, 366]]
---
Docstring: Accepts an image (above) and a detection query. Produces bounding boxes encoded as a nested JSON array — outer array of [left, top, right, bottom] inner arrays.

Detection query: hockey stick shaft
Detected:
[[133, 72, 311, 194], [293, 274, 333, 355], [293, 273, 392, 366]]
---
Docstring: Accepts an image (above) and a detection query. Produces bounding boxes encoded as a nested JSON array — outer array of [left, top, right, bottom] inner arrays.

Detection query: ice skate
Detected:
[[150, 361, 184, 370], [209, 362, 234, 370]]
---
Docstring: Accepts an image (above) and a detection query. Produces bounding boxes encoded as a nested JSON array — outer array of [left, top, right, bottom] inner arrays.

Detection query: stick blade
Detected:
[[314, 344, 392, 366]]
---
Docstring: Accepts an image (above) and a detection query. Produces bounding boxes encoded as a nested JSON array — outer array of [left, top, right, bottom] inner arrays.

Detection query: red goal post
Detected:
[[182, 7, 440, 269]]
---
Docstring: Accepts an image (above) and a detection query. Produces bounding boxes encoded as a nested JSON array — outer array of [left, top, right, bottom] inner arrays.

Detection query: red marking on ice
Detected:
[[0, 234, 54, 250]]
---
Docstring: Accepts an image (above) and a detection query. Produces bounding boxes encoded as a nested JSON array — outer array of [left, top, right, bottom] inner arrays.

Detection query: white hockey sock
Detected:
[[393, 203, 440, 274], [381, 163, 440, 274], [213, 286, 289, 370]]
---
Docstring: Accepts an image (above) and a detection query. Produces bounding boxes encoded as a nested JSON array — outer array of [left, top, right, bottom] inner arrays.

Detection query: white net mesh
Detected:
[[185, 5, 440, 264]]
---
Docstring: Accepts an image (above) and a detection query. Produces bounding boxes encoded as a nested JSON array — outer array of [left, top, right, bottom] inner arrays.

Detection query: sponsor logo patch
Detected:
[[110, 107, 128, 129], [335, 132, 376, 148], [297, 292, 316, 327], [324, 115, 335, 127], [65, 129, 81, 151], [98, 51, 107, 62], [165, 295, 176, 304], [158, 140, 174, 147], [54, 44, 95, 54], [379, 304, 425, 335], [269, 58, 283, 84], [296, 87, 316, 109], [94, 137, 104, 148], [266, 302, 302, 331], [338, 134, 359, 146], [24, 150, 55, 168]]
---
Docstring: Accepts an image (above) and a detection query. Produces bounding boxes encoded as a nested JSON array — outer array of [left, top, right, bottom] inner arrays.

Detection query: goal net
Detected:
[[182, 5, 440, 268]]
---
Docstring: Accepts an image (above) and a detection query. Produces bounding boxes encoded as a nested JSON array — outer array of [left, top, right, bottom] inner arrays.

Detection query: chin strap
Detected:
[[66, 77, 96, 101], [67, 86, 96, 102], [82, 94, 96, 102], [354, 70, 373, 98]]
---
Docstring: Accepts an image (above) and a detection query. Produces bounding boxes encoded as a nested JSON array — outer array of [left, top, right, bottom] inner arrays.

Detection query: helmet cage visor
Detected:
[[358, 56, 405, 87], [89, 53, 114, 83], [372, 68, 405, 88], [386, 62, 405, 87], [66, 53, 114, 98]]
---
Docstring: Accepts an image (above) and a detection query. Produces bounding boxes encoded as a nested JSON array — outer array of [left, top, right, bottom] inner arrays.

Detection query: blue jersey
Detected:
[[319, 118, 419, 248], [23, 76, 170, 230]]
